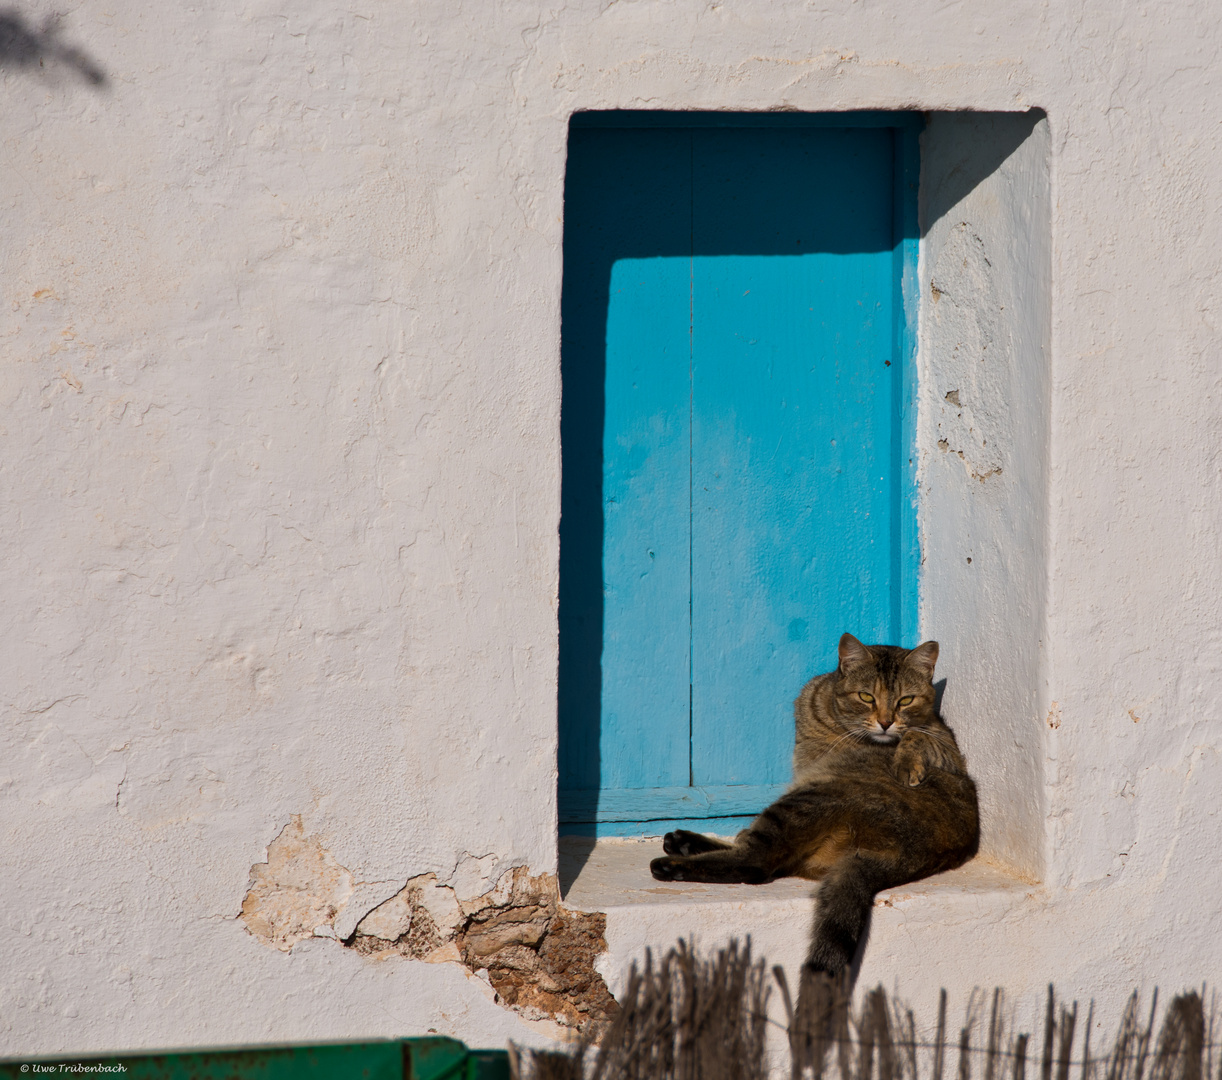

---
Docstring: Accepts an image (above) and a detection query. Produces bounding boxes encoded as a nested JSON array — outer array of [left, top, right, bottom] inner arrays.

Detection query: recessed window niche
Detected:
[[555, 109, 1052, 887], [917, 111, 1051, 882]]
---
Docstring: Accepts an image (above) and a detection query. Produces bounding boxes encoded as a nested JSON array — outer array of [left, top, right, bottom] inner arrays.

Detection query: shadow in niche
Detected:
[[557, 114, 916, 886], [920, 110, 1044, 236], [933, 677, 947, 715], [0, 8, 107, 86], [557, 110, 1048, 889], [557, 835, 596, 899]]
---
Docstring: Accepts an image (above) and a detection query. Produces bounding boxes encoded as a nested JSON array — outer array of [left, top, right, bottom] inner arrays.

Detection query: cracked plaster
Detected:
[[2, 0, 1222, 1060], [240, 817, 617, 1031]]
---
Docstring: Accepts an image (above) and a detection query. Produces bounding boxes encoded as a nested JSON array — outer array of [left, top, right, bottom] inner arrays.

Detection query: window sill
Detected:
[[562, 837, 1042, 1005], [560, 835, 1035, 913]]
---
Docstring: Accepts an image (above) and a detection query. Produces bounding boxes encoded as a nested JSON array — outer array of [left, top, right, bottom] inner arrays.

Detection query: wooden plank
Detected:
[[559, 784, 789, 823], [599, 248, 695, 789], [560, 120, 921, 831], [558, 128, 694, 801], [689, 127, 901, 789], [560, 817, 759, 839]]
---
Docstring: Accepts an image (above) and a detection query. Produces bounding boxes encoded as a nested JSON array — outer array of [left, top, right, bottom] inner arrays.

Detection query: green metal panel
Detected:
[[0, 1036, 510, 1080], [408, 1038, 510, 1080]]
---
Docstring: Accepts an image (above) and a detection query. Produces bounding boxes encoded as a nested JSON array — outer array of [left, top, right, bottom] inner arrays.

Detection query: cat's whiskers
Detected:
[[914, 727, 958, 747], [823, 727, 871, 755], [823, 730, 859, 754]]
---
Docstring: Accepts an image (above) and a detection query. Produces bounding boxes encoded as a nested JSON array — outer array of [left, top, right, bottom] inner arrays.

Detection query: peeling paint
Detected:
[[7, 0, 1222, 1054], [352, 888, 413, 941], [351, 866, 618, 1031], [928, 222, 1008, 484], [239, 816, 353, 952], [240, 820, 616, 1031], [918, 114, 1051, 883]]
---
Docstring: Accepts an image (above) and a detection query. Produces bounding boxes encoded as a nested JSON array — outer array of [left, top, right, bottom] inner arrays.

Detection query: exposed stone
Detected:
[[398, 889, 447, 957], [478, 943, 544, 974], [463, 905, 552, 956], [411, 873, 464, 937], [355, 886, 413, 941], [242, 821, 617, 1031], [346, 865, 618, 1030], [456, 869, 618, 1030], [423, 942, 463, 964], [239, 816, 354, 952]]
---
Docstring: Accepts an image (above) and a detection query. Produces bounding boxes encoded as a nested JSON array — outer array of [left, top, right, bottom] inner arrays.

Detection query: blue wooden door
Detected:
[[559, 114, 919, 836]]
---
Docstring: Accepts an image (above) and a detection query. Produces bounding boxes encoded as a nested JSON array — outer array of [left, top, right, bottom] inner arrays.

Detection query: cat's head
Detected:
[[830, 633, 939, 744]]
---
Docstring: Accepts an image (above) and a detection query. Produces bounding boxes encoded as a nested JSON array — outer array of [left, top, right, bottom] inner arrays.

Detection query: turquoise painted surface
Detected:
[[561, 783, 789, 822], [559, 816, 760, 839], [558, 118, 919, 833], [690, 128, 897, 788], [601, 252, 693, 790], [558, 129, 693, 797]]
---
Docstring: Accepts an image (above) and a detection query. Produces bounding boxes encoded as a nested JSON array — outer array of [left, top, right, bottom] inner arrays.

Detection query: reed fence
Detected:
[[511, 939, 1217, 1080]]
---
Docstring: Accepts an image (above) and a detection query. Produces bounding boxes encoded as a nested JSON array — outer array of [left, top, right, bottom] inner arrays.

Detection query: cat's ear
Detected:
[[907, 640, 939, 679], [838, 633, 872, 673]]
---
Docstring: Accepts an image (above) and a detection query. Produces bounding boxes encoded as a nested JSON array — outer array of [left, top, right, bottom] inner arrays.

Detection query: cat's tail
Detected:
[[806, 853, 902, 977]]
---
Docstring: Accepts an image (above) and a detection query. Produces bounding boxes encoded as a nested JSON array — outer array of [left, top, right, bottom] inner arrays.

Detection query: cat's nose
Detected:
[[878, 716, 894, 730]]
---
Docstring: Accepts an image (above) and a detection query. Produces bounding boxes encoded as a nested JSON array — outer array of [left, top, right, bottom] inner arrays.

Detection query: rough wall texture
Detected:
[[2, 0, 1221, 1059], [918, 113, 1051, 880], [238, 818, 617, 1030]]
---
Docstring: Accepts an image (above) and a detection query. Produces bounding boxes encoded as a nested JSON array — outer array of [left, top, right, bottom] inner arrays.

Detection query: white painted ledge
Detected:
[[560, 837, 1039, 1002], [561, 835, 1032, 910]]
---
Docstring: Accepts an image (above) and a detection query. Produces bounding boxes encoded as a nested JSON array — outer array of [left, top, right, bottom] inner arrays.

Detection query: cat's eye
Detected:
[[898, 695, 914, 707], [858, 692, 875, 704]]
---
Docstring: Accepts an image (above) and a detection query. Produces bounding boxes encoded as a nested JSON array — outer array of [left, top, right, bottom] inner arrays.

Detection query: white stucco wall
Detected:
[[2, 0, 1221, 1060], [918, 112, 1051, 880]]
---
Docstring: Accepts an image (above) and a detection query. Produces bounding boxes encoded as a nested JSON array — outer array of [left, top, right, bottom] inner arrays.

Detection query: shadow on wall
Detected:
[[0, 8, 107, 86], [921, 110, 1045, 235]]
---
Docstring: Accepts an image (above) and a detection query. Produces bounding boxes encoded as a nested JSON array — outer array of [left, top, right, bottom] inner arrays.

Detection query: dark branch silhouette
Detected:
[[0, 8, 106, 86]]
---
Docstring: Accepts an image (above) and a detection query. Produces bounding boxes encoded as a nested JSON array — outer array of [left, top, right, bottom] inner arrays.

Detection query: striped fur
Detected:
[[650, 633, 979, 976]]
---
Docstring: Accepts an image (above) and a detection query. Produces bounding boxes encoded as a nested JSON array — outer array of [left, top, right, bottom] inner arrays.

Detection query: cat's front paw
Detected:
[[650, 856, 687, 881], [893, 749, 927, 787]]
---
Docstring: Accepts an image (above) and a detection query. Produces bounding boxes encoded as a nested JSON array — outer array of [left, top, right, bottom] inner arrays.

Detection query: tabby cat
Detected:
[[650, 633, 979, 976]]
